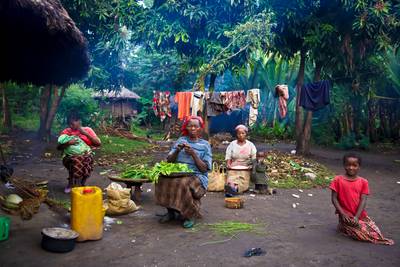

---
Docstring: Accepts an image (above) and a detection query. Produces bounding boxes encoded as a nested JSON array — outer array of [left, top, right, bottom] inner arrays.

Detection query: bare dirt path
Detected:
[[0, 135, 399, 267]]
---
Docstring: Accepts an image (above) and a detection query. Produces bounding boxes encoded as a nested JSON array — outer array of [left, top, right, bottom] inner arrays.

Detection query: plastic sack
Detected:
[[58, 134, 91, 156], [226, 169, 251, 193], [104, 183, 139, 216], [207, 162, 226, 192]]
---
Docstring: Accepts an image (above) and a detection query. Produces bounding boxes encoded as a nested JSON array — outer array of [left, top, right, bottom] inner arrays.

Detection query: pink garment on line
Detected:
[[276, 85, 289, 118]]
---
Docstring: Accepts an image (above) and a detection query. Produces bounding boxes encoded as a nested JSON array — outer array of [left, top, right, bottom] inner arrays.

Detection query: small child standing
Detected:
[[251, 151, 269, 194], [330, 153, 394, 245]]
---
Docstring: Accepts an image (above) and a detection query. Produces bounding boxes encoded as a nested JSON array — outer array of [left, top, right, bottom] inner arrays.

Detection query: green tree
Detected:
[[271, 0, 400, 154], [136, 0, 272, 90]]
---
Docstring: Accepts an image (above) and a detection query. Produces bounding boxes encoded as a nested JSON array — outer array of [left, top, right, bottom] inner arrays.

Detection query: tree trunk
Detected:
[[295, 50, 306, 153], [38, 85, 66, 141], [38, 85, 51, 139], [1, 83, 12, 130], [44, 86, 66, 139], [301, 62, 321, 155], [203, 73, 217, 139], [209, 73, 217, 92]]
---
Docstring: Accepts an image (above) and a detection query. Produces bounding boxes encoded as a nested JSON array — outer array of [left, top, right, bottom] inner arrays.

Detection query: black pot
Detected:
[[41, 228, 79, 253]]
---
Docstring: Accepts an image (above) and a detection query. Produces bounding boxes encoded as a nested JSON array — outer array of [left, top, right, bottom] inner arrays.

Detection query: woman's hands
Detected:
[[176, 143, 208, 172], [183, 146, 196, 157], [57, 138, 78, 151], [177, 143, 195, 156], [341, 214, 359, 227], [68, 139, 78, 145], [78, 127, 101, 146], [226, 159, 233, 169]]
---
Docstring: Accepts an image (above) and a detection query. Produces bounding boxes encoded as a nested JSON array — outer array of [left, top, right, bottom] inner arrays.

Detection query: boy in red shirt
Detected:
[[330, 153, 394, 245]]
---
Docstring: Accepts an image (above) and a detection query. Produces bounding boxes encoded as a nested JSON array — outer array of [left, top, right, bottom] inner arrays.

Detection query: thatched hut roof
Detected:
[[93, 87, 141, 100], [0, 0, 90, 86]]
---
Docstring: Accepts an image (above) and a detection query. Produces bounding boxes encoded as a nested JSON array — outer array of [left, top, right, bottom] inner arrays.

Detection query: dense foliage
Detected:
[[2, 0, 400, 148]]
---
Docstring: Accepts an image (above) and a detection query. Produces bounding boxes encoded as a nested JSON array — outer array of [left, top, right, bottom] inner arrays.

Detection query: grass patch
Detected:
[[99, 135, 150, 155], [12, 114, 39, 131], [205, 221, 264, 236], [9, 113, 62, 133], [131, 124, 164, 141]]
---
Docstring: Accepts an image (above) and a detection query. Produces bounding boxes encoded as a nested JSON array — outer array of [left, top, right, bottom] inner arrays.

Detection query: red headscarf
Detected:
[[181, 115, 204, 136]]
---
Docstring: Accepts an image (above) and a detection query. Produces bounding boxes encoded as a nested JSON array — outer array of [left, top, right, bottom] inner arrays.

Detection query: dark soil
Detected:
[[0, 133, 399, 267]]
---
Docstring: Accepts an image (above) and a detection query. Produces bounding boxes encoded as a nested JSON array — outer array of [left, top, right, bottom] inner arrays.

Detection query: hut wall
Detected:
[[98, 99, 138, 118]]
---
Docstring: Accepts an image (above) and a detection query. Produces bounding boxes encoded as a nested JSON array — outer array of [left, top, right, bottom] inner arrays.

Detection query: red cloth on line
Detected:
[[276, 85, 289, 118], [175, 92, 193, 120], [60, 127, 98, 147], [330, 175, 369, 220]]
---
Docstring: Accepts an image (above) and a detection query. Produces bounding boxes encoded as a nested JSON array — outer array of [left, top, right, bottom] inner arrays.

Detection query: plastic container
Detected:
[[71, 186, 103, 242], [0, 216, 10, 241]]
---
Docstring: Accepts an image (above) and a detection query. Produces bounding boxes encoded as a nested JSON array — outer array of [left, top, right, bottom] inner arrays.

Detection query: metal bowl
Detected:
[[41, 227, 79, 253]]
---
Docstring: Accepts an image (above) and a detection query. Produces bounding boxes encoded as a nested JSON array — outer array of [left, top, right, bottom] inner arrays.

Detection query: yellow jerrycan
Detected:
[[71, 186, 103, 242]]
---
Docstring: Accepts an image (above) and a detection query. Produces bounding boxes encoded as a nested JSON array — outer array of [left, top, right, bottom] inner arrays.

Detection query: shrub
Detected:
[[57, 84, 99, 127], [336, 133, 357, 150], [312, 123, 336, 146]]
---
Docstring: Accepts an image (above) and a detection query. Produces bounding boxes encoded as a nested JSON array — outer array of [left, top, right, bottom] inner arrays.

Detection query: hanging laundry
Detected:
[[209, 109, 248, 135], [206, 92, 227, 117], [275, 85, 289, 118], [153, 91, 160, 117], [175, 92, 193, 120], [153, 91, 172, 122], [191, 91, 205, 116], [221, 90, 246, 112], [300, 80, 331, 111], [246, 89, 260, 127]]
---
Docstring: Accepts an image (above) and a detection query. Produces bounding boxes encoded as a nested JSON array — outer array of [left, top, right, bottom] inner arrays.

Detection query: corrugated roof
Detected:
[[93, 87, 141, 99]]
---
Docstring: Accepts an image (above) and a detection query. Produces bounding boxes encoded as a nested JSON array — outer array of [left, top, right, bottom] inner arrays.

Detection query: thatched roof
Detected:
[[93, 87, 141, 100], [0, 0, 90, 86]]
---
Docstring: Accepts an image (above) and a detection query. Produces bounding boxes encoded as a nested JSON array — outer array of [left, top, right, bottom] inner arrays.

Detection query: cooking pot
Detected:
[[41, 227, 79, 253]]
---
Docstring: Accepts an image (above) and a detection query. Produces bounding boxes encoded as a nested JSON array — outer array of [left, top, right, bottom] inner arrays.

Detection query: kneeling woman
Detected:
[[155, 116, 212, 228]]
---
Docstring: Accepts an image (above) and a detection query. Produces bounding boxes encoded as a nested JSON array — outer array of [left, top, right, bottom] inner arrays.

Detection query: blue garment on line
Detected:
[[209, 108, 249, 135], [168, 136, 212, 189], [300, 80, 331, 111]]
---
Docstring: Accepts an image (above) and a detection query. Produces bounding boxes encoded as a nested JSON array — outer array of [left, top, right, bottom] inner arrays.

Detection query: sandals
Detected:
[[64, 187, 72, 194], [183, 219, 195, 228]]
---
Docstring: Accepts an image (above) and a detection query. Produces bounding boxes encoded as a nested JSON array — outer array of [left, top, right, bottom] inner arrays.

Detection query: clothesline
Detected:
[[152, 90, 262, 125]]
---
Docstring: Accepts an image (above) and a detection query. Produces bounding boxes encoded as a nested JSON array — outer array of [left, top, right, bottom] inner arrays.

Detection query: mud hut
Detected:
[[94, 87, 141, 119], [0, 0, 90, 85]]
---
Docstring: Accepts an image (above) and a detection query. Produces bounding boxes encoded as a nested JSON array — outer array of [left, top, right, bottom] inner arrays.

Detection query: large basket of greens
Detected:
[[151, 162, 194, 182], [115, 162, 194, 183]]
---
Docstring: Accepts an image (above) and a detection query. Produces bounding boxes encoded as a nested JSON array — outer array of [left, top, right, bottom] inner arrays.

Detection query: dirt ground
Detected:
[[0, 134, 399, 267]]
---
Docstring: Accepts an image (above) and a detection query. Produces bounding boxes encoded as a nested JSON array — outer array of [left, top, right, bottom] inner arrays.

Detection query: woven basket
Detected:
[[224, 197, 244, 209]]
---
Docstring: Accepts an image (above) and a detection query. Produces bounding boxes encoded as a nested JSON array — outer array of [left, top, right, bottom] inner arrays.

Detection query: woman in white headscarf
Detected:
[[225, 124, 257, 193]]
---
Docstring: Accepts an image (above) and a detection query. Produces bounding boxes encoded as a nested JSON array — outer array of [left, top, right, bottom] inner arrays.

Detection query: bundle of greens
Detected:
[[121, 162, 193, 183], [121, 165, 151, 180], [149, 161, 193, 183]]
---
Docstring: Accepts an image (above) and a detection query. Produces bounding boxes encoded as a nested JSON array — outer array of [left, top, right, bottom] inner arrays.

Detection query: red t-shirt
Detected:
[[60, 127, 98, 147], [329, 175, 369, 219]]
